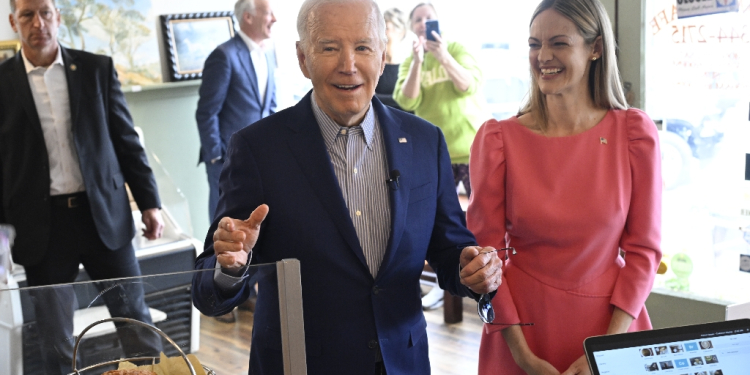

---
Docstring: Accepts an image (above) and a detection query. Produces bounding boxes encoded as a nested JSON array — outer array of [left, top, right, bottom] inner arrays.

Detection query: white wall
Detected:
[[1, 0, 16, 40]]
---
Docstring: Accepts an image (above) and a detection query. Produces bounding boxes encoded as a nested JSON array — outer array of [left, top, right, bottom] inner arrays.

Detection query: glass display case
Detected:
[[645, 0, 750, 305], [0, 261, 306, 375], [134, 126, 194, 242]]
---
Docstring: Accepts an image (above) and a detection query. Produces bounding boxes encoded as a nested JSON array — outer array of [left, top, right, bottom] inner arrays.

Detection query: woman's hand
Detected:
[[411, 36, 425, 64], [419, 31, 473, 92], [402, 37, 425, 99], [502, 326, 561, 375], [423, 31, 450, 65], [556, 308, 630, 375], [561, 355, 590, 375], [519, 353, 561, 375]]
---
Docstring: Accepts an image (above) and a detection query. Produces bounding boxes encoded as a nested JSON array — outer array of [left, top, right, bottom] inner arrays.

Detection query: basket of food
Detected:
[[68, 317, 215, 375]]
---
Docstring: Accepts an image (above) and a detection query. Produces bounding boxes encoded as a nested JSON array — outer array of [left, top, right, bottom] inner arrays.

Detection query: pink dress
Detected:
[[467, 109, 662, 374]]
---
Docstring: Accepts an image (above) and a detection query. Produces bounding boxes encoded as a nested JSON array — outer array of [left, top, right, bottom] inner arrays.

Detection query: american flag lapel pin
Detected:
[[600, 137, 607, 144], [399, 137, 407, 143]]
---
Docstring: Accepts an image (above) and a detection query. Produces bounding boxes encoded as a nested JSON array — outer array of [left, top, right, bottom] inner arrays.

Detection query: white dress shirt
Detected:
[[237, 30, 269, 103], [22, 47, 86, 195]]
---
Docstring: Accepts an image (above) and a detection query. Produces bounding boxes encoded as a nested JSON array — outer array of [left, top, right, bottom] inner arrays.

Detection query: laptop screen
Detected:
[[584, 319, 750, 375]]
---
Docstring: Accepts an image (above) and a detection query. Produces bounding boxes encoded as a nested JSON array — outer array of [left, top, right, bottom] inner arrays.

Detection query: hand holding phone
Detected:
[[425, 20, 440, 42]]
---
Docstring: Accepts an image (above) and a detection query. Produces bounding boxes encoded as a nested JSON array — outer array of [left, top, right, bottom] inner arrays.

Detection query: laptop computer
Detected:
[[584, 319, 750, 375]]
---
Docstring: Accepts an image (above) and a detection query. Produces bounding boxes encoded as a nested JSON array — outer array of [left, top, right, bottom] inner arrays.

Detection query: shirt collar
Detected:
[[311, 93, 376, 151], [237, 29, 263, 53], [22, 45, 64, 73]]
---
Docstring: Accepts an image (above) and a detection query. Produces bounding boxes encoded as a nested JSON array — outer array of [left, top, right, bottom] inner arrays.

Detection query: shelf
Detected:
[[122, 80, 202, 93]]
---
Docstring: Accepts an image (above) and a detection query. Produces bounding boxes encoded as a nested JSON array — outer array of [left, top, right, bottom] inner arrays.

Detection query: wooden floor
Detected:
[[193, 297, 483, 374]]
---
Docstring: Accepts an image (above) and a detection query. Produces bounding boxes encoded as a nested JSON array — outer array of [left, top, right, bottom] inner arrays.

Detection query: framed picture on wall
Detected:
[[0, 40, 21, 64], [160, 12, 236, 81]]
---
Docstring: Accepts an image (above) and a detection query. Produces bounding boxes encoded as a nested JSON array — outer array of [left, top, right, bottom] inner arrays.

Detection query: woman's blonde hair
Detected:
[[519, 0, 627, 131], [384, 7, 407, 36]]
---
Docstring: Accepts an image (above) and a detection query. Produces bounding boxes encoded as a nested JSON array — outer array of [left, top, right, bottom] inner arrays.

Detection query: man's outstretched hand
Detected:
[[213, 204, 269, 269]]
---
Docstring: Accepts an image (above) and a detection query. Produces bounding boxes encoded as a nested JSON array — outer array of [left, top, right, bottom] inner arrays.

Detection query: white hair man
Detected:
[[192, 0, 503, 374], [196, 0, 278, 222]]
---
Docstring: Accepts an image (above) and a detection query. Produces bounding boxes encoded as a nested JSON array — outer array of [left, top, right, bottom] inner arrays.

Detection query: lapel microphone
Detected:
[[386, 170, 400, 190]]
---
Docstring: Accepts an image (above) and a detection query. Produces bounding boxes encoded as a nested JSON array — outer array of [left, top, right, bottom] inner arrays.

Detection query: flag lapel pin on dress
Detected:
[[600, 137, 607, 144], [399, 138, 407, 143]]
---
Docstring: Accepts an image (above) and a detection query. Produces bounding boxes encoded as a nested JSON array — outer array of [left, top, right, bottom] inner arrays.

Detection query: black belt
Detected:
[[50, 192, 88, 208]]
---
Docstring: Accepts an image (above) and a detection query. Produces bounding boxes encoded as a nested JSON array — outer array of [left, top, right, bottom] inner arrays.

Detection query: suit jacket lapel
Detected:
[[235, 36, 261, 105], [11, 53, 44, 141], [61, 48, 82, 132], [286, 93, 370, 272], [372, 98, 412, 276]]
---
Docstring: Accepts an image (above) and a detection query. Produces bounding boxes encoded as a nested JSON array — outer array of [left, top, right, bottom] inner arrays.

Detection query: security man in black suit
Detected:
[[0, 0, 164, 372]]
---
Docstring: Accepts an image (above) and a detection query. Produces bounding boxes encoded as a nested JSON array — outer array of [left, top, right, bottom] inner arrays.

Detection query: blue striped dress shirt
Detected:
[[311, 94, 391, 277]]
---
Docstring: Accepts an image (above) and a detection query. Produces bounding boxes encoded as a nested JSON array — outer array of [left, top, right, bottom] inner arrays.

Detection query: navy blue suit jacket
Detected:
[[0, 48, 160, 266], [196, 34, 277, 163], [192, 92, 478, 375]]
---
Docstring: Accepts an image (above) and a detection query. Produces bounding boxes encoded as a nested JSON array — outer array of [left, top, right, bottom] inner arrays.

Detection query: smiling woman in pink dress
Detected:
[[466, 0, 662, 374]]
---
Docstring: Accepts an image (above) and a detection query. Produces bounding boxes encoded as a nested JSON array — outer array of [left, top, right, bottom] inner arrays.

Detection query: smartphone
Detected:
[[425, 20, 440, 41]]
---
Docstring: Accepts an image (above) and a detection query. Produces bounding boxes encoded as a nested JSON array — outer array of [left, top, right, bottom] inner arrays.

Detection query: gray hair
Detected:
[[10, 0, 57, 14], [234, 0, 256, 20], [11, 0, 58, 12], [297, 0, 387, 50], [520, 0, 627, 131]]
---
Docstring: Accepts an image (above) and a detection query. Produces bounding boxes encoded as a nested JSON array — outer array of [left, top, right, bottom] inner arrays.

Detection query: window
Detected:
[[645, 0, 750, 303]]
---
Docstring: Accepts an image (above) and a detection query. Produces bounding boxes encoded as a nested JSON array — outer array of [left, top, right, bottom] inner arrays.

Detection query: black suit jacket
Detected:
[[0, 47, 160, 266]]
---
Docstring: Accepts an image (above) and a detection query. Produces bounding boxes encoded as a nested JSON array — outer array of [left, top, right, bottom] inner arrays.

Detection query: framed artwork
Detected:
[[160, 12, 236, 81], [58, 0, 163, 86], [0, 40, 21, 64]]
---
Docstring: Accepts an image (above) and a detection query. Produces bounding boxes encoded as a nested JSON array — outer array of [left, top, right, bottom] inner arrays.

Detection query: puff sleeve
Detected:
[[466, 119, 520, 329], [611, 108, 663, 318]]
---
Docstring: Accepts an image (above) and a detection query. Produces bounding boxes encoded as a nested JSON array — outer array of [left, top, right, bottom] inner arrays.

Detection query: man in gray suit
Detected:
[[196, 0, 278, 221]]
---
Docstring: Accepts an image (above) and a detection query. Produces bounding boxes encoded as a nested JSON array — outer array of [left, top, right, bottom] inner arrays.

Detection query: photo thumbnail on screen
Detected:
[[659, 360, 675, 370], [700, 340, 714, 349], [704, 355, 719, 364]]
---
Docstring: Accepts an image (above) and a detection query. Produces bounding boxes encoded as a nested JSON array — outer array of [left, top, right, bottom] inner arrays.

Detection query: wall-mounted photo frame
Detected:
[[0, 40, 21, 64], [160, 12, 236, 82]]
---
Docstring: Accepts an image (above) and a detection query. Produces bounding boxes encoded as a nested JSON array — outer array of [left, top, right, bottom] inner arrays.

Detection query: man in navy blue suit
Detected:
[[192, 0, 503, 374], [196, 0, 277, 221]]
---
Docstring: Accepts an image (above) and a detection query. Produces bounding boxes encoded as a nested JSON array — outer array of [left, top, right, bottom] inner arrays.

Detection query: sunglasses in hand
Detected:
[[476, 247, 534, 326]]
